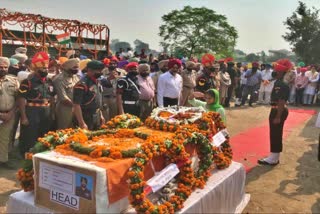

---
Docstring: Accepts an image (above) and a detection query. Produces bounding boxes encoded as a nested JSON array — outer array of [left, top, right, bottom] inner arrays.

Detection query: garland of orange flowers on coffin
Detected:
[[127, 136, 194, 214]]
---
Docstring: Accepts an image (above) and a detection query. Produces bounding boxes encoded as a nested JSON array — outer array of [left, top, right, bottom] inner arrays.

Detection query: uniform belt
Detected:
[[124, 100, 137, 105], [271, 105, 287, 109], [104, 95, 116, 98], [27, 102, 50, 107]]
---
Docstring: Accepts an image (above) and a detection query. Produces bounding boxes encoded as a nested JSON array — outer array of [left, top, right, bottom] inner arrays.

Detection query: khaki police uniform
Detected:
[[53, 71, 79, 129], [0, 75, 19, 162], [180, 69, 196, 106], [101, 75, 118, 121]]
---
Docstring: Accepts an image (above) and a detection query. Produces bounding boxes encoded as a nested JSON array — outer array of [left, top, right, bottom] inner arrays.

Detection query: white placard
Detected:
[[39, 162, 75, 194], [211, 130, 227, 147], [50, 188, 79, 210], [316, 112, 320, 128], [147, 163, 180, 193]]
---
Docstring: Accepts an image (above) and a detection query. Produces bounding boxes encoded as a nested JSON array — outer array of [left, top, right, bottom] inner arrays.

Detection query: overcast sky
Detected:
[[2, 0, 320, 54]]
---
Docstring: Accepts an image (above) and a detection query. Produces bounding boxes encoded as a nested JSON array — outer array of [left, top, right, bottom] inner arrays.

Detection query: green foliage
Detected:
[[110, 39, 132, 53], [159, 6, 238, 58], [283, 1, 320, 64]]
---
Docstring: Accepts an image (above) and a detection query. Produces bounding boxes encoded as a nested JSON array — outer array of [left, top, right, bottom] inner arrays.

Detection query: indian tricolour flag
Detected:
[[56, 33, 70, 45]]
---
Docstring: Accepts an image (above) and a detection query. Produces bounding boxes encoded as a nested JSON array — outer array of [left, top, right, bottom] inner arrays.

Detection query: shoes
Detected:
[[257, 159, 279, 166]]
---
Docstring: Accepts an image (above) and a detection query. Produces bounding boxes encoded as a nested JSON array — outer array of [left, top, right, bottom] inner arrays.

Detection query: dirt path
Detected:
[[0, 105, 318, 213]]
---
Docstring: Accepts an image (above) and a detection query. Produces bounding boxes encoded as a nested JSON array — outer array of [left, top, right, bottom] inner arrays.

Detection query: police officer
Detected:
[[196, 54, 219, 94], [73, 60, 105, 130], [116, 62, 141, 116], [53, 58, 80, 129], [18, 52, 55, 156], [0, 57, 19, 167], [258, 59, 291, 165]]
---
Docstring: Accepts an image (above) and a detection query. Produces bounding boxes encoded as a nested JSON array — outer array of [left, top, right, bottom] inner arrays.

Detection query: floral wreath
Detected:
[[103, 114, 142, 129], [128, 137, 194, 214]]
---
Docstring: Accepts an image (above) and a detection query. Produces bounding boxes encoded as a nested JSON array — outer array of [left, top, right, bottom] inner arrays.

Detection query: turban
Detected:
[[128, 57, 139, 63], [110, 56, 119, 62], [11, 54, 28, 63], [158, 60, 169, 70], [201, 54, 215, 67], [66, 50, 75, 59], [9, 58, 19, 66], [185, 61, 196, 69], [297, 62, 305, 67], [300, 67, 308, 73], [80, 59, 91, 71], [0, 57, 10, 66], [32, 52, 49, 68], [87, 60, 104, 70], [225, 57, 234, 63], [274, 59, 293, 72], [218, 59, 225, 64], [118, 60, 129, 69], [103, 58, 110, 66], [138, 64, 150, 72], [168, 59, 182, 69], [15, 47, 27, 55], [62, 58, 80, 70], [126, 62, 139, 70], [59, 57, 68, 65], [252, 61, 260, 68]]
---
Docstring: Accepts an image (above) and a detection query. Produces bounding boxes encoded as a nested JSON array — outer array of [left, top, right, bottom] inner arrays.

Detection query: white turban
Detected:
[[15, 47, 27, 55], [0, 57, 10, 66], [11, 54, 28, 63]]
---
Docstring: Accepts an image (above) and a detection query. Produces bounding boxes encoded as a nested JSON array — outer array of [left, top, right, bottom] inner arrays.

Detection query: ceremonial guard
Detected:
[[116, 62, 141, 116], [18, 52, 55, 156], [196, 54, 219, 93], [73, 60, 105, 130], [258, 59, 291, 165], [53, 58, 80, 129], [0, 57, 19, 167]]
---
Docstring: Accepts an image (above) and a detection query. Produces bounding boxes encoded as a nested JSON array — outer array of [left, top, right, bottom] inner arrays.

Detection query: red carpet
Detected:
[[230, 109, 316, 172]]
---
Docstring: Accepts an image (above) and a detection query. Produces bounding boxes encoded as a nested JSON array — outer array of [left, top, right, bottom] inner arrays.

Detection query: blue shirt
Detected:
[[245, 69, 262, 86]]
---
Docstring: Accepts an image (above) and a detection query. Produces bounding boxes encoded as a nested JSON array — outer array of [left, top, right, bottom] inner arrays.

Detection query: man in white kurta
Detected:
[[258, 64, 274, 104], [304, 66, 319, 105], [157, 59, 183, 107]]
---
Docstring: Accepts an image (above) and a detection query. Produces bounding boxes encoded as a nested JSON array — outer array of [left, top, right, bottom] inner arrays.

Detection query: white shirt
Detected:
[[157, 71, 182, 107], [261, 69, 273, 81]]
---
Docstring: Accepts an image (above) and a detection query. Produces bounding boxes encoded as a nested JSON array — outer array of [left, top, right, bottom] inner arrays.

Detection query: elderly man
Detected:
[[180, 61, 197, 106], [0, 57, 19, 167], [73, 60, 105, 130], [151, 59, 169, 93], [241, 62, 262, 107], [157, 59, 183, 107], [53, 58, 80, 129], [18, 52, 55, 156], [116, 62, 141, 116], [137, 64, 155, 121]]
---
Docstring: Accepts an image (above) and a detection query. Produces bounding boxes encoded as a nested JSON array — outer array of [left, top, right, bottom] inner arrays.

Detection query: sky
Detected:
[[2, 0, 320, 54]]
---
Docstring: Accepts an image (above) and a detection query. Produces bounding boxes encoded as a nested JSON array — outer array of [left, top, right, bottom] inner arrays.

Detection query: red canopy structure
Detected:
[[0, 8, 110, 58]]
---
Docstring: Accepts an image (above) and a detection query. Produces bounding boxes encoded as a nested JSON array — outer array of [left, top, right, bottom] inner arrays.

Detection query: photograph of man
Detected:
[[75, 176, 92, 200]]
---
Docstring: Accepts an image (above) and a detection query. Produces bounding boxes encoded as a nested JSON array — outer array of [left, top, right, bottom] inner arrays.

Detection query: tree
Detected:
[[283, 1, 320, 64], [134, 39, 150, 54], [159, 6, 238, 58], [109, 39, 131, 53], [245, 53, 260, 62]]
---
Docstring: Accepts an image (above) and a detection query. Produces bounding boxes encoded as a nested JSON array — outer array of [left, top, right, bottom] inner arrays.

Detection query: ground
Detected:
[[0, 105, 319, 213]]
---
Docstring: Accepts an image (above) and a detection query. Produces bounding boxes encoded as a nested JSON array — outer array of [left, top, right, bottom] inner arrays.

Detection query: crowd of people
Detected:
[[0, 46, 319, 168]]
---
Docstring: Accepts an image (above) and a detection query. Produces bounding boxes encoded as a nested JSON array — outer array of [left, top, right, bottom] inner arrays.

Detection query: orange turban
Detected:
[[103, 58, 110, 66], [274, 59, 293, 72], [59, 57, 68, 65], [32, 52, 49, 68], [201, 54, 215, 67]]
